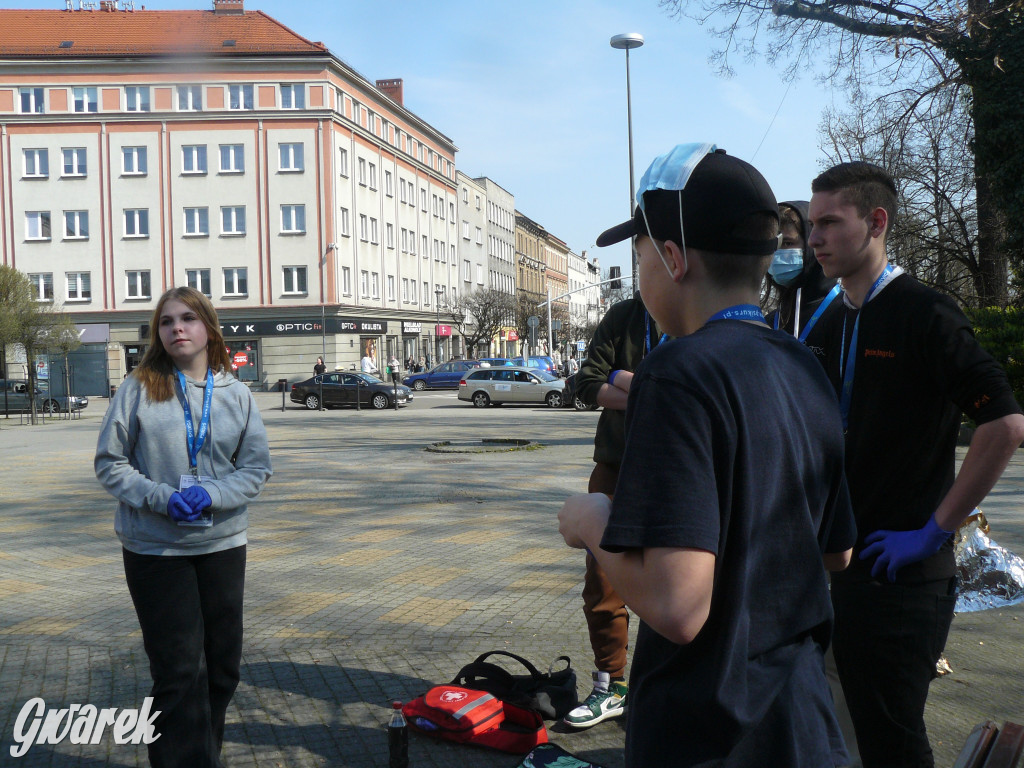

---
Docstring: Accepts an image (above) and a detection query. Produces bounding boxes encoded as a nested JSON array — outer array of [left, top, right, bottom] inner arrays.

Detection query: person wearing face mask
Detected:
[[764, 201, 840, 342], [558, 145, 856, 767]]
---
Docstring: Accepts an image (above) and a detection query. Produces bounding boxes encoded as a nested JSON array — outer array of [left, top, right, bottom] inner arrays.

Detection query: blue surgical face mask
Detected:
[[636, 143, 716, 279], [768, 248, 804, 286]]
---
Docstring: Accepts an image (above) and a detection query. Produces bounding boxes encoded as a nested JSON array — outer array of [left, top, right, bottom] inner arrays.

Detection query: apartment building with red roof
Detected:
[[0, 0, 466, 392]]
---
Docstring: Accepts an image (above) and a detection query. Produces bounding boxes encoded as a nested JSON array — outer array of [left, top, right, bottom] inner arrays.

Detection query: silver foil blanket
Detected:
[[955, 512, 1024, 613]]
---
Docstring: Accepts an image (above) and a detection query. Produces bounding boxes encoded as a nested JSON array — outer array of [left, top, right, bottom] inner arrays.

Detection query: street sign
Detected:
[[577, 341, 586, 352], [527, 315, 539, 328], [551, 320, 562, 330]]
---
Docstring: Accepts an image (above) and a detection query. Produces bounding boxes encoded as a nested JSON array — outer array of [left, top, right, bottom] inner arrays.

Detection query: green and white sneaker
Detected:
[[562, 671, 627, 729]]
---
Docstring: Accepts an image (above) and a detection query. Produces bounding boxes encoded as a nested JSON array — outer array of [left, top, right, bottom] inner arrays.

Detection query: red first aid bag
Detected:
[[403, 684, 547, 754]]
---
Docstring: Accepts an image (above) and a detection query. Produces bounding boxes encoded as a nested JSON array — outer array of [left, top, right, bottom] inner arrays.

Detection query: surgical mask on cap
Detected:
[[636, 143, 716, 279], [768, 248, 804, 286]]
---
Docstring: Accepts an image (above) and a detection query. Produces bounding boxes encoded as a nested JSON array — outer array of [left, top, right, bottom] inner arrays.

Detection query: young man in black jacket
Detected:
[[807, 161, 1024, 768]]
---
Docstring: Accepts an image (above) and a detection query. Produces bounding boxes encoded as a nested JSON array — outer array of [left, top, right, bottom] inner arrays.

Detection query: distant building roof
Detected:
[[0, 5, 327, 58]]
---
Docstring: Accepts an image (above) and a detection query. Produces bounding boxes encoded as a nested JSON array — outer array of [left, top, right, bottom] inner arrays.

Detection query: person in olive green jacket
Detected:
[[564, 294, 664, 729]]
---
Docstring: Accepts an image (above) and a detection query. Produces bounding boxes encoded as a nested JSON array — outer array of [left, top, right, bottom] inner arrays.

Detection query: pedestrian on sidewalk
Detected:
[[559, 145, 857, 767], [313, 356, 327, 376], [95, 286, 272, 768]]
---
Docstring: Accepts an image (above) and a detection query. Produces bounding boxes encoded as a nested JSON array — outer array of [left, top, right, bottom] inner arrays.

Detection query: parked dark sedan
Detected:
[[290, 372, 412, 410], [562, 373, 599, 411]]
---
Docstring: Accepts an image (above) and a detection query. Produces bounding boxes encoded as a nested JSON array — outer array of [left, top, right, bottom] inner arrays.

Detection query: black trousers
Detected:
[[123, 545, 246, 768], [830, 577, 956, 768]]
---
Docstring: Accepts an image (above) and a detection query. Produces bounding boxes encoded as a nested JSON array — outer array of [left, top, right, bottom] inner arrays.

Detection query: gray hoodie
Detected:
[[95, 370, 271, 556]]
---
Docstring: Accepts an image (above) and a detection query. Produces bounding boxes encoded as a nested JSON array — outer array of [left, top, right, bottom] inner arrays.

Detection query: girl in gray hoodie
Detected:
[[95, 286, 271, 768]]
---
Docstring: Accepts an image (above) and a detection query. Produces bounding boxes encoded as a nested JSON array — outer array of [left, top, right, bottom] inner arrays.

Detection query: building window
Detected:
[[462, 221, 470, 240], [124, 209, 149, 238], [183, 207, 209, 237], [125, 86, 150, 112], [475, 194, 482, 210], [358, 157, 367, 186], [410, 280, 417, 302], [20, 87, 44, 114], [385, 170, 393, 197], [73, 87, 98, 113], [281, 205, 305, 234], [228, 84, 253, 110], [187, 268, 211, 297], [221, 206, 245, 235], [359, 214, 368, 242], [369, 162, 377, 190], [372, 272, 380, 299], [279, 143, 303, 172], [423, 282, 430, 305], [64, 211, 89, 239], [223, 267, 247, 296], [23, 149, 48, 178], [408, 229, 416, 255], [463, 260, 472, 281], [182, 145, 207, 175], [476, 227, 483, 244], [177, 85, 202, 111], [283, 266, 307, 295], [66, 272, 91, 302], [62, 148, 87, 177], [25, 212, 51, 241], [420, 188, 427, 211], [399, 178, 407, 204], [386, 223, 394, 249], [339, 147, 349, 177], [450, 202, 455, 221], [280, 83, 305, 109], [360, 270, 369, 298], [422, 235, 428, 258], [462, 188, 468, 204], [339, 207, 350, 237], [387, 275, 395, 302], [219, 144, 244, 173], [122, 146, 147, 175], [342, 266, 351, 296], [370, 217, 379, 245], [126, 270, 151, 299], [28, 273, 53, 301]]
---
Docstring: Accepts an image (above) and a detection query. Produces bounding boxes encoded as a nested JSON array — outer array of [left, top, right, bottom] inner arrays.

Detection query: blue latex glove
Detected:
[[859, 513, 953, 582], [180, 485, 212, 514], [167, 492, 200, 523]]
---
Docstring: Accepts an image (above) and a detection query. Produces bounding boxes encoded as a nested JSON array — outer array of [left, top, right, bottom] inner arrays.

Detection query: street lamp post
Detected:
[[434, 288, 444, 364], [610, 32, 644, 295]]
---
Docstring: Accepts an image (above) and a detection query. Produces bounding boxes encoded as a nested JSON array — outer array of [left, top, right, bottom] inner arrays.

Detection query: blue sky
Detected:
[[6, 0, 844, 278]]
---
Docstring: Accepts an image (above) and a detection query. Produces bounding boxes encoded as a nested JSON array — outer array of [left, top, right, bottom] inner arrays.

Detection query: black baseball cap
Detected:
[[596, 149, 780, 256]]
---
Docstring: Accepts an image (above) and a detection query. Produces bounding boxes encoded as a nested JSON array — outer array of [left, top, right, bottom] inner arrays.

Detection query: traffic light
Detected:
[[609, 266, 621, 290]]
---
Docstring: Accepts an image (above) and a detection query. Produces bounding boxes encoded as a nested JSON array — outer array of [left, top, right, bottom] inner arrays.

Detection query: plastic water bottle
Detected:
[[388, 700, 408, 768]]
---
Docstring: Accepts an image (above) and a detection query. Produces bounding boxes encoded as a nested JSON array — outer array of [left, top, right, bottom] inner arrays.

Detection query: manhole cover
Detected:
[[425, 438, 542, 454]]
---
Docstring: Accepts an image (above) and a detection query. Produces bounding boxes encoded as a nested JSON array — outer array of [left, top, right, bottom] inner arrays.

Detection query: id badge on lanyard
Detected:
[[177, 370, 214, 527]]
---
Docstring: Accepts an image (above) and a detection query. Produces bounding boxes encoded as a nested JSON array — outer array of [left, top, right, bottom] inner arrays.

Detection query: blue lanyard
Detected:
[[838, 266, 892, 430], [797, 284, 841, 343], [177, 369, 214, 473], [644, 312, 669, 356], [708, 304, 766, 324]]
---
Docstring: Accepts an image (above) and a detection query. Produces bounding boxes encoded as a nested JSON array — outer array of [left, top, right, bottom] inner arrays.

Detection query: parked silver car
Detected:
[[458, 366, 565, 408], [0, 379, 88, 415]]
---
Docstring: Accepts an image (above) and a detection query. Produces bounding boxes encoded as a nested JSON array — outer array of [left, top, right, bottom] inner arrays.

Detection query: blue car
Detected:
[[511, 356, 559, 377], [478, 357, 515, 367], [402, 360, 480, 390]]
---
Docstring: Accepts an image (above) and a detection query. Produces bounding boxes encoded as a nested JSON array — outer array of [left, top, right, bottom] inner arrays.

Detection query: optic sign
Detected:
[[219, 318, 388, 337]]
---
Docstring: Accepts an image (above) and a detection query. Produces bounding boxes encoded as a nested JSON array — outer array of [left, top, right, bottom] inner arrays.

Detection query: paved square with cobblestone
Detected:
[[1, 393, 1022, 767]]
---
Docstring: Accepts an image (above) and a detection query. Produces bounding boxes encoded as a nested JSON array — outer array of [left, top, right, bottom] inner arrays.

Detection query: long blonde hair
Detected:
[[134, 287, 231, 402]]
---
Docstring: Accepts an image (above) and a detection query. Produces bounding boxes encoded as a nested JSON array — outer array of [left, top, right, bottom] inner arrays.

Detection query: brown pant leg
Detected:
[[581, 462, 629, 679]]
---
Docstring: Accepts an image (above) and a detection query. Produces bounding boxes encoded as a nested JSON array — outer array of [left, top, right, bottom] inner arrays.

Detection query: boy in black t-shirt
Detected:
[[805, 162, 1024, 768], [558, 146, 857, 767]]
